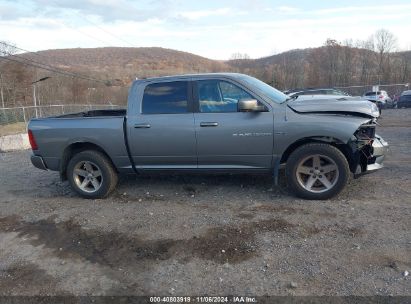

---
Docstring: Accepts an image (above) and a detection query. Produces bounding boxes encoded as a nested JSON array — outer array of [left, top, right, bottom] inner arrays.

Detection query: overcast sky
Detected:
[[1, 0, 411, 59]]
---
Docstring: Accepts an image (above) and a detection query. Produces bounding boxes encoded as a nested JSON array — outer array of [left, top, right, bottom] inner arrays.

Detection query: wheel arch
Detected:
[[280, 136, 355, 171], [60, 141, 117, 180]]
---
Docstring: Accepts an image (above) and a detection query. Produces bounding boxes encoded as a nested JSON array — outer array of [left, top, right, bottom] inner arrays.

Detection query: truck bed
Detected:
[[56, 109, 126, 118], [28, 112, 130, 172]]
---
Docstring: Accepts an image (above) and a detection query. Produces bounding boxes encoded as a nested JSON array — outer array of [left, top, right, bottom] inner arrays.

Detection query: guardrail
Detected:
[[0, 104, 119, 125]]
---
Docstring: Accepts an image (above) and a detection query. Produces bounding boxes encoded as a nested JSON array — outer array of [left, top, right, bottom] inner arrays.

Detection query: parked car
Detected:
[[362, 90, 394, 108], [397, 90, 411, 108], [28, 73, 388, 200]]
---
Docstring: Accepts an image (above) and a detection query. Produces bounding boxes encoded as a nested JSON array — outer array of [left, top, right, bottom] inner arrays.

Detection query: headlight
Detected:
[[371, 103, 380, 117], [355, 124, 376, 140]]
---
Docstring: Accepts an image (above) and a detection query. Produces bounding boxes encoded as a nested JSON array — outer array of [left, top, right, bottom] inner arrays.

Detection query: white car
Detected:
[[362, 91, 393, 108]]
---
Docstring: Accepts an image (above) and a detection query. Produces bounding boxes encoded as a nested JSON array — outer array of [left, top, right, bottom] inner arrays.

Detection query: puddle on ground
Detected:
[[0, 262, 65, 295], [0, 215, 364, 266], [0, 216, 293, 265]]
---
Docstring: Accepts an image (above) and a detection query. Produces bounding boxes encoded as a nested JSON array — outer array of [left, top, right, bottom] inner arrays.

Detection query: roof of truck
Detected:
[[135, 73, 245, 82]]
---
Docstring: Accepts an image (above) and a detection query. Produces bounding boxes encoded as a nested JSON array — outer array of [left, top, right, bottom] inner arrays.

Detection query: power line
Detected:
[[48, 0, 136, 47], [4, 50, 106, 83], [0, 53, 109, 84], [0, 41, 72, 67], [0, 41, 113, 84], [73, 15, 136, 47], [58, 20, 118, 47], [0, 41, 81, 68], [0, 55, 104, 83]]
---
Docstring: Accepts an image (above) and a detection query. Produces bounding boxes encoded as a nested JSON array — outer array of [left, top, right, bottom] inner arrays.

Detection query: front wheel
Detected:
[[286, 143, 350, 200], [67, 150, 118, 199]]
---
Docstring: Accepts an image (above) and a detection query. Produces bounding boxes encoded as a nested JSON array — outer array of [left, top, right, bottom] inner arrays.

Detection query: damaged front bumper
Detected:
[[353, 134, 389, 178]]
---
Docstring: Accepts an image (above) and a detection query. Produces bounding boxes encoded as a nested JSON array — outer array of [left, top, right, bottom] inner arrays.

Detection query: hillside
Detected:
[[1, 45, 410, 107], [228, 48, 312, 68], [20, 47, 232, 83], [17, 46, 411, 87], [0, 47, 233, 106]]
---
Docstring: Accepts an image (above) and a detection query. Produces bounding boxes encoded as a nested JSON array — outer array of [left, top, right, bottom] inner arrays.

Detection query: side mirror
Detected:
[[238, 99, 266, 112]]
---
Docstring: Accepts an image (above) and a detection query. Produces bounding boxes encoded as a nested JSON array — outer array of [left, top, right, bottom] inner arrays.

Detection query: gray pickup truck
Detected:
[[28, 73, 388, 200]]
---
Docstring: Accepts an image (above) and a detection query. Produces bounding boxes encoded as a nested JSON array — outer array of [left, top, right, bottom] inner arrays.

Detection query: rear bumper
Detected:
[[397, 101, 411, 108], [31, 154, 48, 170]]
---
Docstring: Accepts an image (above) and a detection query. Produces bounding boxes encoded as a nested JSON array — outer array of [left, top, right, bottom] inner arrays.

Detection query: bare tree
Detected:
[[374, 29, 397, 55], [398, 53, 410, 83], [0, 41, 18, 108], [339, 39, 355, 86], [230, 52, 251, 60], [373, 29, 398, 82], [324, 39, 342, 86], [356, 37, 375, 84], [278, 51, 306, 89]]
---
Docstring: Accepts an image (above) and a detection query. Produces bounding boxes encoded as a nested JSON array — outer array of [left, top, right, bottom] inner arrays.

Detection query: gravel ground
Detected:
[[0, 109, 410, 296]]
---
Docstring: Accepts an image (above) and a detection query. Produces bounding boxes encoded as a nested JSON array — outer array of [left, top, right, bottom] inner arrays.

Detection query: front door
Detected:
[[193, 79, 274, 170], [127, 80, 197, 169]]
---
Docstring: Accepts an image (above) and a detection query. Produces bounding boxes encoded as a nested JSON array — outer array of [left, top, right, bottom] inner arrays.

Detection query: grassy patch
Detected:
[[0, 122, 27, 137]]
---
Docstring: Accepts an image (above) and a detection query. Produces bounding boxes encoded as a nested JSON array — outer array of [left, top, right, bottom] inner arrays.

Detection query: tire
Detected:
[[285, 143, 350, 200], [377, 102, 382, 114], [66, 150, 118, 199]]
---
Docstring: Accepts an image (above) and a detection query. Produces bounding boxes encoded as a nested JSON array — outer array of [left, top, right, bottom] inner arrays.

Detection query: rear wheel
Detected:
[[286, 143, 350, 200], [67, 150, 118, 199]]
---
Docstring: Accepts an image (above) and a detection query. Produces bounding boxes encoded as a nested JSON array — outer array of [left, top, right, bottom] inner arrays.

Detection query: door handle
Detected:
[[134, 123, 151, 128], [200, 122, 218, 127]]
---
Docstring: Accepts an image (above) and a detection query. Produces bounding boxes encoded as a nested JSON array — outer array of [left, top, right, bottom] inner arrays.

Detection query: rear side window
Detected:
[[142, 81, 188, 114]]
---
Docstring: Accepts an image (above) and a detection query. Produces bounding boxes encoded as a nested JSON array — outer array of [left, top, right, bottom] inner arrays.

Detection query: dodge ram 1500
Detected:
[[28, 73, 388, 200]]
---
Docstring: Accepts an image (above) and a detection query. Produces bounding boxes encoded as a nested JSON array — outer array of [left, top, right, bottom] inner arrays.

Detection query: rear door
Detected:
[[193, 79, 274, 170], [127, 80, 197, 169]]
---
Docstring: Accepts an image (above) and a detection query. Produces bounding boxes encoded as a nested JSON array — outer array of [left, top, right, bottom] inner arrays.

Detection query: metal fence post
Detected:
[[1, 108, 6, 124], [22, 107, 27, 124]]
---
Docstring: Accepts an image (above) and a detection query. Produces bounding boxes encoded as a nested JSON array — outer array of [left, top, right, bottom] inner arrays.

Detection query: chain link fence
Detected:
[[0, 104, 120, 126], [335, 83, 409, 98]]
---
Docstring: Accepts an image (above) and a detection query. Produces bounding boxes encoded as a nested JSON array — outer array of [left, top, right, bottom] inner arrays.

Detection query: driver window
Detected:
[[198, 80, 254, 113]]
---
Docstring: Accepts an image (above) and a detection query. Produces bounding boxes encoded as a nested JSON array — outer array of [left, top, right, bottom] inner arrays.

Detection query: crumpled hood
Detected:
[[287, 97, 380, 118]]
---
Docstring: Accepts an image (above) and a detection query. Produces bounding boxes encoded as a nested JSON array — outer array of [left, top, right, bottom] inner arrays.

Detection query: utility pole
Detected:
[[32, 83, 37, 117], [32, 76, 51, 118], [0, 79, 4, 109]]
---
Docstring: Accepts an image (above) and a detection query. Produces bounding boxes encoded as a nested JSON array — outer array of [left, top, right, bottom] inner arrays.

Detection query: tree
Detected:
[[339, 39, 355, 87], [230, 52, 251, 60], [356, 37, 375, 85], [0, 41, 18, 108], [323, 38, 342, 86], [373, 29, 398, 82]]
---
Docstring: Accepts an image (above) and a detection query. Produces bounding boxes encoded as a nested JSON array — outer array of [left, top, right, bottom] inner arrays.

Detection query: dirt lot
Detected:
[[0, 109, 410, 296]]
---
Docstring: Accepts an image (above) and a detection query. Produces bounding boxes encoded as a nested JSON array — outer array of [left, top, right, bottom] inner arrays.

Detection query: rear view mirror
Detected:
[[238, 99, 266, 112]]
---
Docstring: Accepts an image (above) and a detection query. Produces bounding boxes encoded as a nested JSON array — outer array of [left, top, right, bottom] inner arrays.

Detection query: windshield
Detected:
[[365, 91, 381, 96], [237, 75, 288, 104]]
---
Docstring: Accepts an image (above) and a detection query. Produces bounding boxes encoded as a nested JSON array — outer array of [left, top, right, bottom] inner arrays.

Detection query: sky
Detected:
[[1, 0, 411, 60]]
